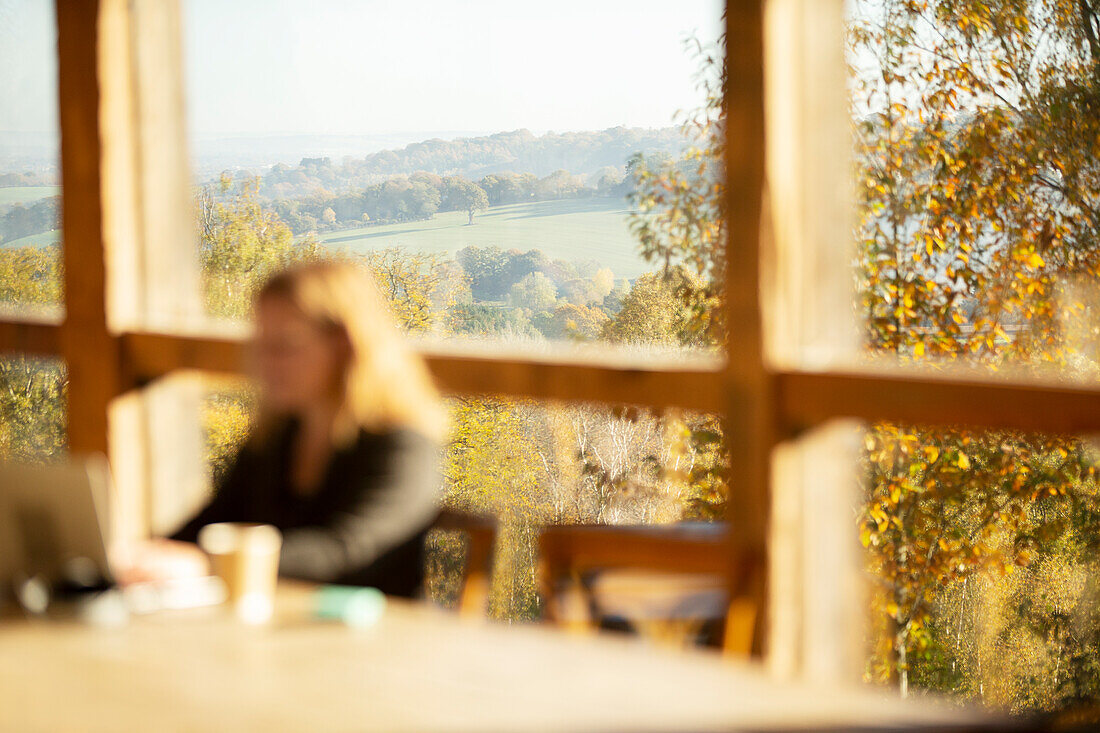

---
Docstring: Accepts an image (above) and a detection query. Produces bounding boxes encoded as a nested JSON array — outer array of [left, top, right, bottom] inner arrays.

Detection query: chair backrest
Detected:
[[539, 522, 729, 576], [430, 509, 497, 617], [536, 522, 763, 654]]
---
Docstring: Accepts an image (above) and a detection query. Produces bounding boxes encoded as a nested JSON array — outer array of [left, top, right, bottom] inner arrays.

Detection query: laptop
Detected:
[[0, 456, 224, 616], [0, 455, 115, 592]]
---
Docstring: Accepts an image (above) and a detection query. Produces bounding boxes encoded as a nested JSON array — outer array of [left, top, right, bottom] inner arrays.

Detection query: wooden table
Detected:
[[0, 584, 1005, 732]]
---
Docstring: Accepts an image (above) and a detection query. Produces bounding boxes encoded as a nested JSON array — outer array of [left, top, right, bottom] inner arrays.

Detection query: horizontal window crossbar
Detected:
[[6, 316, 1100, 433], [779, 369, 1100, 436], [0, 313, 63, 357], [121, 331, 729, 412]]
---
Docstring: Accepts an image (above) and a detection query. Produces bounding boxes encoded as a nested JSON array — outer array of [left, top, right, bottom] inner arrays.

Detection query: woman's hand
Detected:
[[112, 538, 210, 586]]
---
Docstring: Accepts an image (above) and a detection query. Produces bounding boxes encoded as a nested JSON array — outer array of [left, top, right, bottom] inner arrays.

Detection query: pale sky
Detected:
[[0, 0, 723, 139], [183, 0, 723, 136], [0, 0, 57, 134]]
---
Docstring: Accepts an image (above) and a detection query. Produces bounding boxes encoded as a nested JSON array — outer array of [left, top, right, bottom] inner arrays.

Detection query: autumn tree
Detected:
[[443, 397, 548, 619], [357, 248, 466, 334], [592, 267, 615, 299], [456, 245, 509, 300], [197, 174, 320, 318], [0, 246, 61, 308], [535, 303, 609, 341], [851, 0, 1100, 706], [508, 272, 558, 312], [443, 177, 490, 225], [447, 303, 536, 338], [602, 273, 696, 346]]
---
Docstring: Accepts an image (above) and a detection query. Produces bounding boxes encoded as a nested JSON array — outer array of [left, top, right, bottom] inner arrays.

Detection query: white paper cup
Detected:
[[198, 522, 281, 624]]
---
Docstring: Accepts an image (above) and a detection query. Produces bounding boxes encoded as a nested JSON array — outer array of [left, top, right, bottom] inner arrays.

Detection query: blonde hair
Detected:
[[254, 260, 446, 445]]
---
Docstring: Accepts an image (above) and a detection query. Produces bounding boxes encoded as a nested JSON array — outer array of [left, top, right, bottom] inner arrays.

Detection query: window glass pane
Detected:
[[182, 0, 725, 357], [0, 356, 66, 462], [0, 0, 62, 313], [847, 0, 1100, 712]]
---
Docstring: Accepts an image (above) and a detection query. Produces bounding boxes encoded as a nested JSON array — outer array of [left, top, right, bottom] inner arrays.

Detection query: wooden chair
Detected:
[[537, 522, 764, 654], [430, 509, 497, 617]]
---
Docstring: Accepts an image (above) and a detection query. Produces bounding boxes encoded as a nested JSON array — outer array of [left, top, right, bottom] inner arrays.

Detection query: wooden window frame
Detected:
[[3, 0, 1097, 676]]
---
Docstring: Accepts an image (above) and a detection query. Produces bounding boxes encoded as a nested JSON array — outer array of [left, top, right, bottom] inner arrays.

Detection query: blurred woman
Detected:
[[123, 260, 445, 597]]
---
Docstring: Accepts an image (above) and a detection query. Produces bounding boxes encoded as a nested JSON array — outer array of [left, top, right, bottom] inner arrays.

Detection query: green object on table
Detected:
[[313, 585, 386, 628]]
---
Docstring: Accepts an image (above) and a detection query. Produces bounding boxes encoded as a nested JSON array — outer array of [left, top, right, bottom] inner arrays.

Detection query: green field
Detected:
[[319, 198, 650, 279], [2, 230, 60, 248], [0, 186, 60, 206]]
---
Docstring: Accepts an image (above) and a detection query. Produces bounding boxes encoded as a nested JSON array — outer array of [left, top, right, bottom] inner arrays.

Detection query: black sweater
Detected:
[[172, 421, 441, 597]]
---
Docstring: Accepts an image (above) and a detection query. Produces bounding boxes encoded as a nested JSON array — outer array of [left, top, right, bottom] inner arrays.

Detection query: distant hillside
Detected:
[[188, 130, 490, 179], [320, 198, 648, 280], [255, 127, 689, 198]]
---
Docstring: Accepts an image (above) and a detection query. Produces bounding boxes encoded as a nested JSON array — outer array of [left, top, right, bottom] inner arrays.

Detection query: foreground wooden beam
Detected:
[[122, 331, 246, 383], [0, 315, 63, 357], [762, 0, 860, 681], [423, 346, 727, 412], [57, 0, 130, 455], [779, 369, 1100, 436], [723, 0, 771, 663], [123, 331, 729, 412]]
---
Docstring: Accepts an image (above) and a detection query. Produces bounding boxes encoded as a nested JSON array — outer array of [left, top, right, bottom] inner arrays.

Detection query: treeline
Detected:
[[0, 197, 58, 245], [456, 245, 609, 302], [258, 127, 686, 199], [272, 168, 634, 235], [0, 172, 55, 187], [444, 244, 618, 340], [442, 244, 693, 347]]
